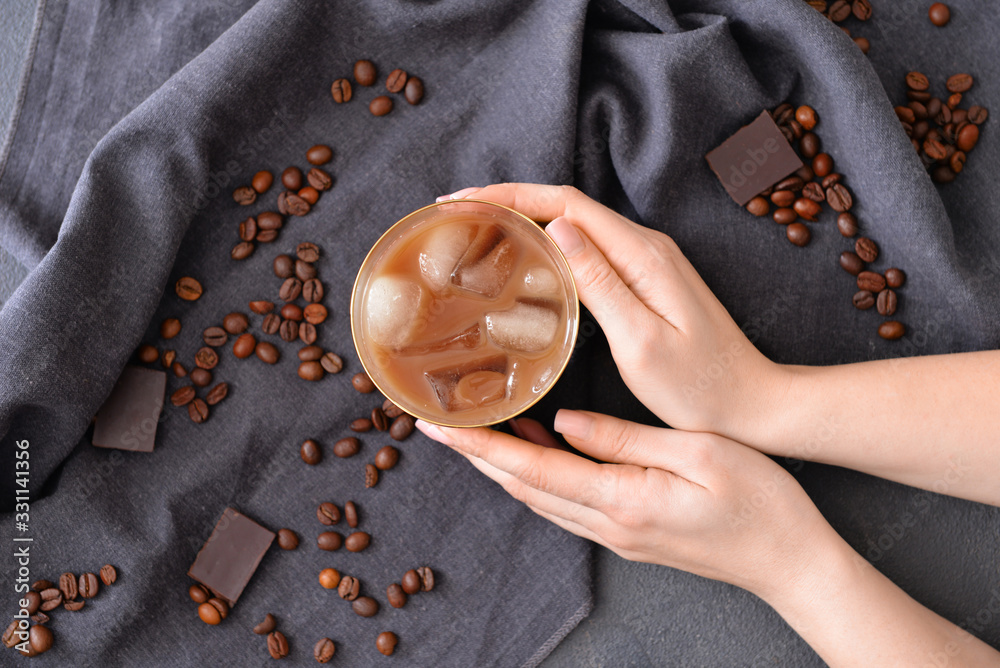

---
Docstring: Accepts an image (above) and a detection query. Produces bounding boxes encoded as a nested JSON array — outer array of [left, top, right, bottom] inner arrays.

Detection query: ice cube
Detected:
[[485, 298, 560, 353], [418, 224, 477, 291], [523, 266, 559, 296], [425, 354, 508, 412], [365, 276, 429, 348], [506, 359, 522, 401], [451, 225, 517, 298], [400, 323, 482, 356]]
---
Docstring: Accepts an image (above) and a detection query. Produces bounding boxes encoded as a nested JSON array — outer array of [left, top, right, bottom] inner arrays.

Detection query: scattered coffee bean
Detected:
[[772, 207, 796, 225], [161, 318, 182, 339], [878, 321, 905, 340], [957, 124, 979, 151], [298, 186, 320, 205], [302, 279, 324, 304], [351, 418, 373, 433], [138, 344, 159, 364], [799, 132, 820, 159], [190, 367, 212, 387], [857, 271, 887, 292], [268, 631, 289, 659], [946, 73, 973, 94], [203, 326, 228, 347], [301, 439, 322, 465], [59, 572, 78, 601], [795, 105, 817, 131], [345, 531, 371, 552], [377, 631, 398, 656], [262, 314, 281, 335], [285, 192, 311, 216], [370, 96, 393, 116], [338, 576, 360, 601], [837, 212, 859, 237], [250, 300, 274, 314], [100, 565, 117, 586], [299, 322, 318, 345], [239, 216, 257, 241], [298, 345, 323, 362], [252, 170, 273, 193], [771, 190, 794, 208], [30, 612, 50, 624], [389, 414, 415, 441], [382, 400, 404, 419], [306, 145, 333, 165], [317, 502, 341, 525], [852, 0, 871, 20], [320, 352, 343, 374], [79, 572, 99, 599], [968, 106, 988, 124], [405, 76, 424, 105], [854, 37, 870, 54], [746, 196, 769, 217], [417, 566, 435, 591], [314, 637, 336, 663], [365, 464, 379, 488], [307, 168, 332, 191], [927, 2, 950, 28], [295, 242, 321, 263], [25, 590, 41, 614], [375, 445, 399, 470], [280, 277, 303, 301], [344, 501, 359, 528], [319, 569, 341, 590], [371, 407, 389, 432], [386, 68, 407, 93], [162, 349, 177, 369], [64, 599, 85, 611], [32, 580, 54, 592], [256, 341, 280, 364], [299, 361, 324, 381], [852, 290, 875, 310], [231, 241, 255, 260], [253, 612, 277, 635], [188, 398, 209, 424], [825, 183, 852, 211], [855, 237, 879, 262], [352, 372, 376, 393], [318, 532, 343, 551], [353, 596, 379, 618], [3, 620, 19, 648], [233, 333, 257, 359], [233, 186, 256, 205], [198, 600, 224, 625], [354, 59, 377, 86], [277, 529, 299, 550], [189, 583, 210, 603], [28, 624, 53, 656], [281, 303, 304, 322], [39, 588, 62, 611], [295, 259, 318, 282], [387, 583, 407, 609], [331, 78, 352, 103], [801, 182, 825, 202], [194, 347, 219, 370], [282, 166, 303, 191], [171, 386, 196, 407], [273, 254, 294, 278], [333, 437, 360, 458], [839, 251, 864, 276], [877, 289, 898, 316], [786, 223, 810, 247], [885, 268, 906, 288], [175, 277, 203, 301]]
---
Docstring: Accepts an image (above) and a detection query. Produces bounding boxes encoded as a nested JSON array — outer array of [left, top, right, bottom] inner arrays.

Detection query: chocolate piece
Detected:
[[705, 111, 804, 206], [187, 508, 275, 606], [92, 365, 167, 452]]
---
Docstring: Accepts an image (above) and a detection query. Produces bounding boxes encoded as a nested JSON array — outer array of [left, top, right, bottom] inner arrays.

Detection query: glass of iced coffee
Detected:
[[351, 199, 579, 427]]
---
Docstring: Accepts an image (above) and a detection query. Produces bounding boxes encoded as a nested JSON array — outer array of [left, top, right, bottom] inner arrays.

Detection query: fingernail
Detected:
[[436, 187, 481, 202], [546, 217, 584, 258], [553, 409, 594, 440], [415, 419, 455, 447]]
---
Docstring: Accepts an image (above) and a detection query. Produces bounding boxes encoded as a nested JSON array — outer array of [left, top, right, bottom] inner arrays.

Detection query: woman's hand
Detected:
[[440, 183, 786, 441], [417, 411, 835, 599]]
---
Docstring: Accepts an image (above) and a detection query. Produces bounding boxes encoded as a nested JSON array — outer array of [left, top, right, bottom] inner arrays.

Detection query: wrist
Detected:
[[723, 355, 798, 453]]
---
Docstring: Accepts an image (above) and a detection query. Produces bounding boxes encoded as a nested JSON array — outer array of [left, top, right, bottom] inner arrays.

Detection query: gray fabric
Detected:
[[1, 1, 999, 667]]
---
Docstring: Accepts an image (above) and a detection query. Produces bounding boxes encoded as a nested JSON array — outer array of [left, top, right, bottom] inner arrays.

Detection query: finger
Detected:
[[553, 410, 710, 486], [529, 504, 609, 548], [509, 417, 567, 450], [417, 419, 614, 510]]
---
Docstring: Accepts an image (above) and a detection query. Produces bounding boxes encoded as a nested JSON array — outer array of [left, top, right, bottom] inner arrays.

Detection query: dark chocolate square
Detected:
[[187, 508, 275, 606], [92, 365, 167, 452], [705, 110, 803, 206]]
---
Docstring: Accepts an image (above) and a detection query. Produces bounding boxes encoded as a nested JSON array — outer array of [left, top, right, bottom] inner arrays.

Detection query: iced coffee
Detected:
[[351, 200, 579, 427]]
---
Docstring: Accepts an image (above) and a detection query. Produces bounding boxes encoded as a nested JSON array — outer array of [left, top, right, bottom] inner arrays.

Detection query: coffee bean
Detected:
[[334, 437, 360, 458], [302, 278, 324, 303], [799, 132, 821, 158], [812, 153, 834, 178], [307, 168, 333, 191], [298, 186, 320, 205], [825, 183, 852, 212], [205, 384, 228, 409], [171, 386, 196, 407], [295, 259, 318, 282], [175, 277, 203, 301], [262, 314, 281, 335], [77, 572, 99, 599], [299, 322, 318, 345], [220, 313, 247, 336], [57, 573, 78, 601], [195, 347, 219, 370], [203, 326, 228, 347], [189, 583, 210, 603], [188, 399, 209, 424], [170, 360, 185, 378], [319, 569, 341, 591], [770, 190, 795, 207], [306, 144, 333, 166], [280, 277, 303, 301], [233, 186, 256, 205], [908, 101, 929, 121], [745, 196, 769, 217], [390, 414, 415, 441], [773, 176, 803, 192], [370, 96, 393, 116], [405, 76, 424, 105], [250, 300, 274, 314], [352, 372, 376, 393], [394, 571, 418, 597], [957, 124, 979, 152], [382, 69, 407, 94], [370, 407, 388, 432], [161, 349, 176, 369], [99, 565, 117, 586], [857, 271, 886, 292], [32, 580, 53, 592], [895, 106, 916, 124], [839, 251, 864, 276], [279, 319, 298, 343], [375, 445, 399, 470], [931, 165, 956, 184], [274, 528, 299, 551], [281, 303, 303, 322], [233, 333, 256, 359], [64, 599, 85, 611], [908, 90, 931, 102], [231, 241, 255, 260], [801, 182, 825, 202], [793, 198, 821, 222], [28, 625, 53, 656], [299, 345, 323, 362], [197, 600, 224, 625], [855, 237, 879, 263], [255, 230, 278, 244], [314, 502, 341, 527], [344, 501, 359, 528], [923, 137, 948, 160], [138, 344, 159, 364], [298, 439, 321, 466], [417, 566, 435, 591], [365, 464, 379, 488], [253, 613, 277, 635], [159, 318, 181, 340], [273, 254, 294, 278], [298, 360, 324, 381], [190, 367, 212, 387], [4, 620, 20, 649], [338, 576, 360, 601], [238, 216, 257, 241], [773, 207, 797, 225], [376, 631, 398, 656], [344, 531, 371, 553], [968, 105, 988, 124], [39, 588, 62, 611], [884, 268, 906, 289], [946, 73, 973, 94], [851, 0, 871, 20], [292, 243, 320, 265], [852, 290, 875, 310], [352, 596, 379, 618], [928, 2, 950, 25], [828, 0, 850, 21], [384, 583, 408, 609], [30, 612, 50, 624], [320, 352, 343, 374], [834, 213, 857, 238], [252, 170, 273, 193], [208, 600, 230, 622], [282, 166, 303, 190], [934, 105, 952, 126], [256, 341, 280, 364], [331, 78, 352, 103], [25, 590, 41, 614], [354, 59, 377, 86], [317, 532, 343, 552], [876, 289, 898, 316], [854, 36, 870, 53], [268, 631, 289, 660], [351, 418, 373, 432], [878, 321, 905, 340], [314, 637, 336, 663]]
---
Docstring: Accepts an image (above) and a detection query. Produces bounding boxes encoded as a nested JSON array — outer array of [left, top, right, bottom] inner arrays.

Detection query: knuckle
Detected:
[[597, 420, 640, 462]]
